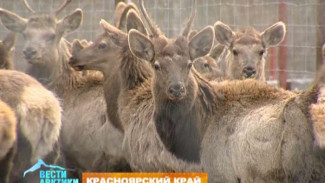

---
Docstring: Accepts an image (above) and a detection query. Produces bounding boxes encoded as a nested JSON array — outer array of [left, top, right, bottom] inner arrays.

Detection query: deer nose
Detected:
[[23, 47, 37, 60], [243, 66, 256, 78], [168, 83, 185, 99]]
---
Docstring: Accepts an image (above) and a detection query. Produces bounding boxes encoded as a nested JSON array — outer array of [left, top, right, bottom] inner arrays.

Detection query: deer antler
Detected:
[[139, 0, 161, 37], [181, 0, 196, 37], [23, 0, 35, 13], [54, 0, 72, 16], [117, 3, 140, 30]]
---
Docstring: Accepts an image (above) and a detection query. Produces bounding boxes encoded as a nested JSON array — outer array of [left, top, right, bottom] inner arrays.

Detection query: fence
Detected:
[[0, 0, 324, 89]]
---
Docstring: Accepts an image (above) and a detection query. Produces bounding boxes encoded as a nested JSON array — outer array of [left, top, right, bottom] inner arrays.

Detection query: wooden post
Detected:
[[316, 0, 325, 68], [268, 47, 276, 80], [278, 0, 289, 89]]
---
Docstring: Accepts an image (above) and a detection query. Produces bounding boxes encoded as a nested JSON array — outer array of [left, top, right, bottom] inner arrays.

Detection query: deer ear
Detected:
[[2, 32, 16, 51], [71, 39, 84, 56], [128, 29, 154, 62], [0, 9, 27, 33], [188, 30, 197, 40], [189, 26, 214, 60], [209, 44, 225, 61], [126, 10, 147, 35], [57, 9, 82, 36], [100, 19, 126, 46], [79, 39, 92, 47], [114, 1, 127, 27], [261, 21, 286, 48], [214, 21, 233, 47], [118, 3, 140, 32]]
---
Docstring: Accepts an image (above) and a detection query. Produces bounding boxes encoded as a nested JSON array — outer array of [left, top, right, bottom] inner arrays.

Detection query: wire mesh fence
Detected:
[[0, 0, 324, 90]]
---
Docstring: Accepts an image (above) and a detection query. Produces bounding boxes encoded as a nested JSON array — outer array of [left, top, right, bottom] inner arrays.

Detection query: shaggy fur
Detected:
[[118, 40, 202, 171], [70, 30, 125, 132], [128, 2, 325, 182], [70, 11, 202, 172], [310, 62, 325, 149], [0, 70, 61, 183], [69, 3, 141, 132], [203, 78, 325, 182], [310, 92, 325, 148], [0, 32, 16, 70], [309, 44, 325, 149], [0, 99, 17, 183], [0, 8, 129, 177]]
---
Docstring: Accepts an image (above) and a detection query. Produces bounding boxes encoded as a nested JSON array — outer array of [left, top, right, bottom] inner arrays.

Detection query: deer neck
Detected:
[[152, 71, 216, 163], [118, 45, 152, 90], [0, 52, 13, 70]]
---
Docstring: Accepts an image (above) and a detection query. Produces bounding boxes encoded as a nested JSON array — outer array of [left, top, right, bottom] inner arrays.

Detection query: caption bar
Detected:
[[83, 173, 207, 183]]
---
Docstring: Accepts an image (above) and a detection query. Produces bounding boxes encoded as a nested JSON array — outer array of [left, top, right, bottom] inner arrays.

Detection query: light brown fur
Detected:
[[70, 10, 202, 172], [310, 93, 325, 148], [0, 8, 129, 176], [0, 99, 16, 160], [0, 70, 61, 182], [0, 32, 16, 70], [128, 2, 325, 182], [0, 99, 16, 183], [309, 46, 325, 149], [203, 78, 325, 182]]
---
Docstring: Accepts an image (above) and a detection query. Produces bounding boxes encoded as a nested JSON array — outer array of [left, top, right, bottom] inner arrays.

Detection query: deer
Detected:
[[193, 55, 223, 80], [69, 5, 204, 171], [0, 0, 129, 177], [189, 30, 225, 80], [310, 43, 325, 149], [70, 6, 201, 172], [0, 32, 16, 69], [214, 21, 286, 82], [69, 1, 143, 133], [0, 99, 17, 183], [0, 70, 61, 183], [125, 0, 325, 182]]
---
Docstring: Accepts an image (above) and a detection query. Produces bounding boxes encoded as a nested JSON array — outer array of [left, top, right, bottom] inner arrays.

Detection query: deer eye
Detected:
[[187, 62, 193, 69], [44, 33, 56, 42], [48, 34, 56, 41], [203, 62, 209, 68], [232, 49, 238, 56], [259, 50, 265, 56], [98, 43, 107, 49], [153, 62, 160, 70]]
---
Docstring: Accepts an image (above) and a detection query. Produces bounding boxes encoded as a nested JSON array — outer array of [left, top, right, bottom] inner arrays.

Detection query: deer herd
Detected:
[[0, 0, 324, 182]]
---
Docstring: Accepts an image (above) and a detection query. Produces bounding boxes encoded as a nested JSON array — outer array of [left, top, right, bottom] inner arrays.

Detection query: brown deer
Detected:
[[0, 0, 129, 176], [193, 56, 223, 80], [214, 21, 286, 81], [0, 70, 61, 183], [310, 43, 325, 149], [69, 8, 203, 171], [0, 99, 17, 183], [189, 30, 225, 80], [127, 0, 214, 164], [0, 32, 16, 69], [69, 2, 143, 133], [127, 1, 325, 182]]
